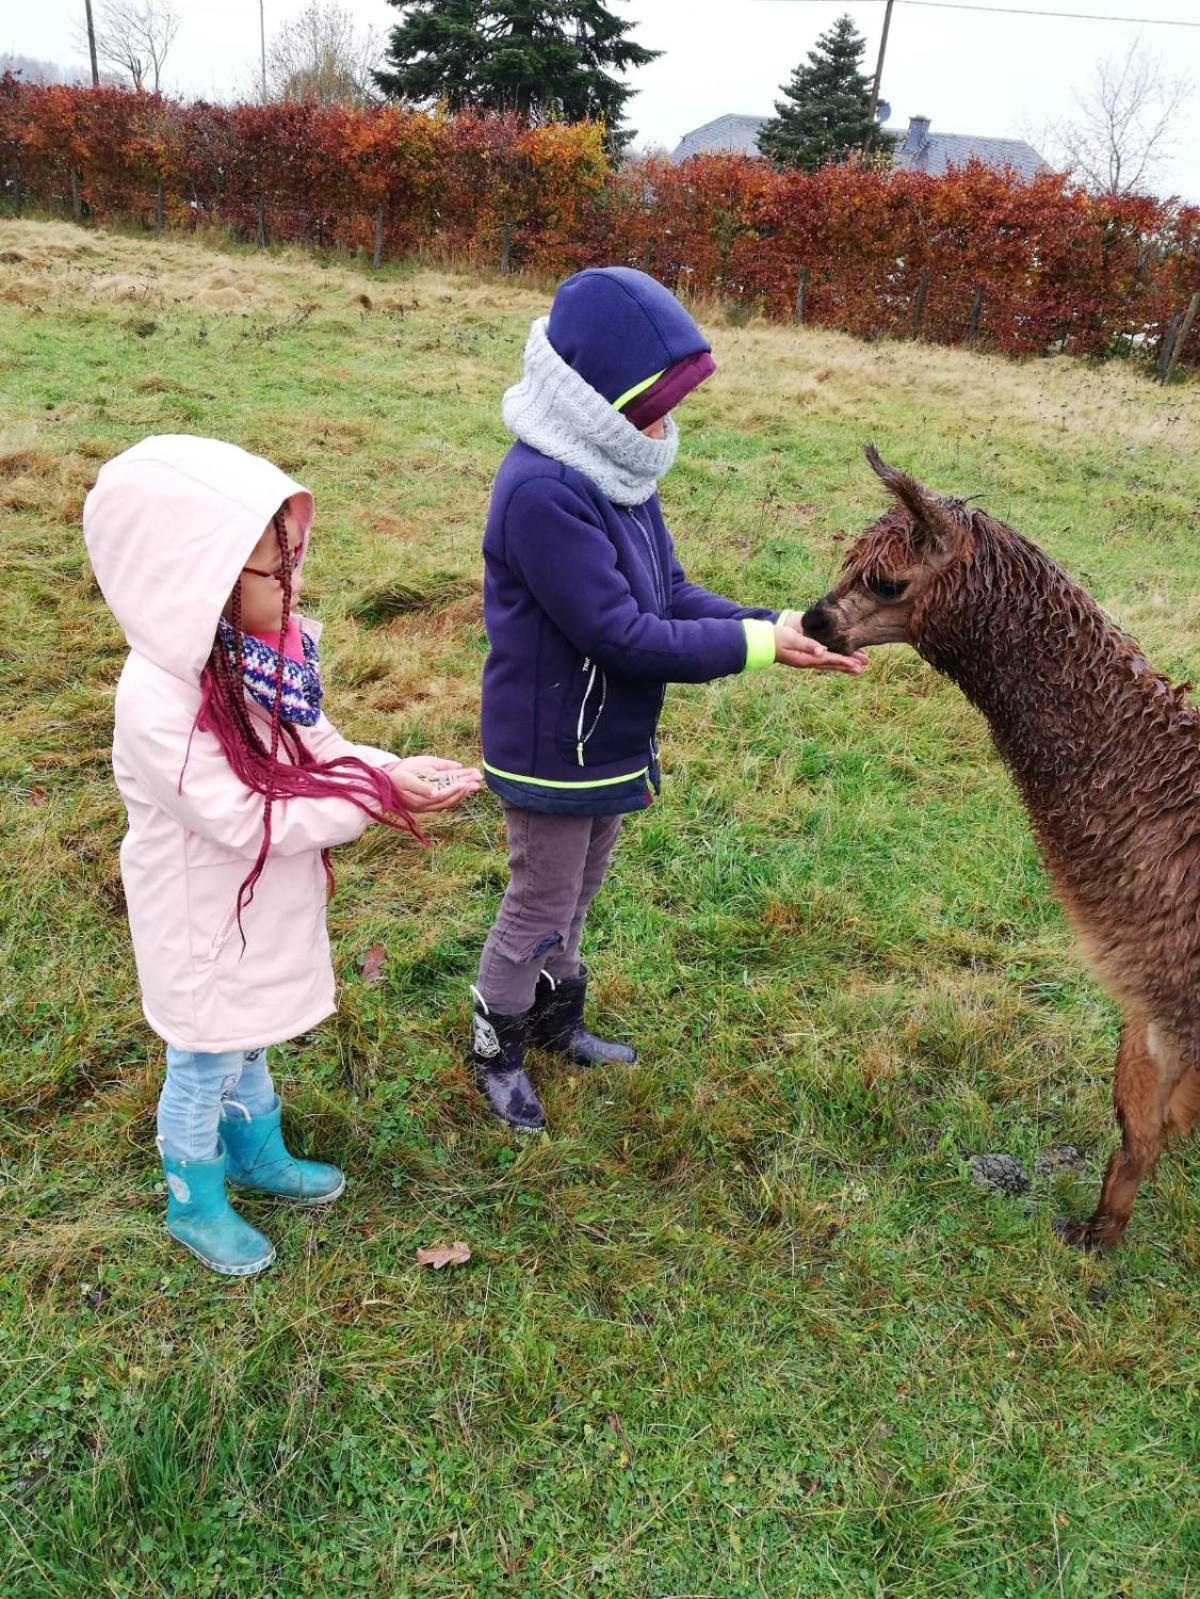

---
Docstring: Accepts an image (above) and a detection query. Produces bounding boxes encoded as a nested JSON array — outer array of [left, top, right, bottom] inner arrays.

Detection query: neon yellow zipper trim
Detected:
[[484, 761, 649, 790]]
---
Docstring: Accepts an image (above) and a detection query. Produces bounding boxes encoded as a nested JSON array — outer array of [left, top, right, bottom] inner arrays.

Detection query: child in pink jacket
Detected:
[[84, 435, 481, 1277]]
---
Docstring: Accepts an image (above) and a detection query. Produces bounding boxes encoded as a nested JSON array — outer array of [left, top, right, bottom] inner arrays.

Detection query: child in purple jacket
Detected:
[[470, 267, 865, 1131]]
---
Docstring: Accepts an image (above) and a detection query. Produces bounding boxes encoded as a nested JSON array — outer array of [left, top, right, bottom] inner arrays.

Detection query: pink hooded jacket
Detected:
[[84, 435, 396, 1053]]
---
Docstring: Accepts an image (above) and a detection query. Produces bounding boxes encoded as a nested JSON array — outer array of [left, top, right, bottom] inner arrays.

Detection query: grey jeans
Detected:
[[475, 806, 623, 1015]]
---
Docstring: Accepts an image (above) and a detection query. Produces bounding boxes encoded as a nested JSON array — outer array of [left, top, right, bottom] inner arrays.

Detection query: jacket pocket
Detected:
[[576, 661, 607, 765], [207, 902, 240, 962], [555, 660, 665, 770], [556, 656, 608, 766]]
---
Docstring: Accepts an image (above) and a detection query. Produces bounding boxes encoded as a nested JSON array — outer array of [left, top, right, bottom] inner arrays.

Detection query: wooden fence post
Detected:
[[1154, 307, 1184, 382], [256, 197, 267, 250], [912, 270, 930, 338], [372, 205, 385, 269], [154, 180, 164, 234], [966, 282, 984, 349], [1162, 292, 1200, 386], [70, 170, 82, 225], [500, 221, 513, 276], [793, 266, 809, 326]]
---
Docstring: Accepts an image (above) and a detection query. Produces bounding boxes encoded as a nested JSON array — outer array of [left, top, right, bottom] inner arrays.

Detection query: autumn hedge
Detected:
[[2, 77, 1197, 368]]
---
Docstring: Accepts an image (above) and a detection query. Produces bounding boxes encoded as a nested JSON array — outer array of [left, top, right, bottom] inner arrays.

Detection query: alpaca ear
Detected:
[[864, 444, 961, 555]]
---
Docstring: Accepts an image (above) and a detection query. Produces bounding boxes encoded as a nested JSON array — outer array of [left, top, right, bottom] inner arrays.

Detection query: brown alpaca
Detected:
[[803, 446, 1200, 1251]]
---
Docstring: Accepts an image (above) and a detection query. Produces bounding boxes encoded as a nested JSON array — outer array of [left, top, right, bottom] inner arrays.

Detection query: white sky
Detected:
[[6, 0, 1200, 201]]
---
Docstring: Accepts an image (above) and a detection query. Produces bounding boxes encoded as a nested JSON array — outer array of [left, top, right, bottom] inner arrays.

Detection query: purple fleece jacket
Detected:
[[480, 269, 778, 816]]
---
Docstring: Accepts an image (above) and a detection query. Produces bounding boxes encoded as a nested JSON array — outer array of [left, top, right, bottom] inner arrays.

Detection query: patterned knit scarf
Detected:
[[217, 617, 324, 727]]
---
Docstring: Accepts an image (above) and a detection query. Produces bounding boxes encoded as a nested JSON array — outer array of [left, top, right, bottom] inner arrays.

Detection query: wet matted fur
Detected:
[[803, 446, 1200, 1250]]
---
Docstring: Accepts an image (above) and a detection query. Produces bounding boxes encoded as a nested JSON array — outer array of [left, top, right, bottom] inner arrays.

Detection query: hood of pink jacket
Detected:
[[83, 434, 314, 686]]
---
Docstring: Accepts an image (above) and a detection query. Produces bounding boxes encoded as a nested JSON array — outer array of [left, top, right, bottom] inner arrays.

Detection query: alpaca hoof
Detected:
[[1052, 1215, 1097, 1251], [1053, 1214, 1123, 1251]]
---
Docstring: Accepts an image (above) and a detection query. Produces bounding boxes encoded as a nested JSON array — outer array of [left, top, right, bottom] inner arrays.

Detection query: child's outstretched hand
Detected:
[[386, 757, 484, 814], [774, 616, 867, 676]]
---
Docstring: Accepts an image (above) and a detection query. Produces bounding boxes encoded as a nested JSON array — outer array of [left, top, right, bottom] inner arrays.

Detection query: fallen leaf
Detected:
[[25, 787, 47, 807], [415, 1241, 471, 1270], [362, 943, 386, 984]]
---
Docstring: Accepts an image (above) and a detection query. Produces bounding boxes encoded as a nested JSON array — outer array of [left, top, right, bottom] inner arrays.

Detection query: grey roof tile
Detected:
[[670, 115, 771, 163], [901, 131, 1046, 181]]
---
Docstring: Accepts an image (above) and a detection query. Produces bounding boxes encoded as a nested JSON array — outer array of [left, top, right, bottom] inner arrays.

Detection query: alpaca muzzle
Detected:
[[801, 600, 847, 655]]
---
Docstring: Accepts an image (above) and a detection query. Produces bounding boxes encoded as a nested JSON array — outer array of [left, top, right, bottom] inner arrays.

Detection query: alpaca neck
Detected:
[[915, 522, 1145, 812]]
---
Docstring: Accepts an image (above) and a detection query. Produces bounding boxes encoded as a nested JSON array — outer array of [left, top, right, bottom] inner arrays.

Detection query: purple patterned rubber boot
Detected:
[[529, 966, 637, 1067], [468, 988, 546, 1133]]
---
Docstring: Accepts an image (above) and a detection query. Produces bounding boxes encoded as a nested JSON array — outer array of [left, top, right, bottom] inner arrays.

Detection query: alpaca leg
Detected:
[[1055, 1017, 1187, 1251], [1165, 1066, 1200, 1137]]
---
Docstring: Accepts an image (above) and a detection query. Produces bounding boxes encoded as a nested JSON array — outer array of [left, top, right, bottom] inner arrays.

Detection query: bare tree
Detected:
[[79, 0, 180, 94], [264, 0, 381, 107], [1048, 42, 1192, 197]]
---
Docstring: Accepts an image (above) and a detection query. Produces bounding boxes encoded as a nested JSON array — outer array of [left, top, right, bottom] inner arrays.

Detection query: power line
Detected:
[[755, 0, 1200, 26], [898, 0, 1200, 25]]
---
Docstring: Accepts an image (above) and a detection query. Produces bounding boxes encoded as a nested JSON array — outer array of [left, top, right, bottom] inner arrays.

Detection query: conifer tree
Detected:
[[757, 14, 894, 171], [374, 1, 659, 150]]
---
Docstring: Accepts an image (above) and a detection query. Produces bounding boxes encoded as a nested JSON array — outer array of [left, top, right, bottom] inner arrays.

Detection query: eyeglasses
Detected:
[[242, 539, 304, 583]]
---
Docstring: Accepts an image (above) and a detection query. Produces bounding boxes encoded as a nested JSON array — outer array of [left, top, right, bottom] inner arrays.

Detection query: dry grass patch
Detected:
[[706, 316, 1199, 458]]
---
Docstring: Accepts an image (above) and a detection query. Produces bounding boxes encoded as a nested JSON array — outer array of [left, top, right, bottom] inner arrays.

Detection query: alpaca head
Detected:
[[803, 447, 973, 655]]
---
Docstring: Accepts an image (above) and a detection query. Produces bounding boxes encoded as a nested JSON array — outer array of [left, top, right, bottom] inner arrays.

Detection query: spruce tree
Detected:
[[374, 1, 660, 150], [757, 14, 894, 172], [373, 0, 487, 112]]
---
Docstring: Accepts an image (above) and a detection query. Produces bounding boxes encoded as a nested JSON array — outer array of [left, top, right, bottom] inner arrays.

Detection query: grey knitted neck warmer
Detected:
[[501, 317, 679, 507]]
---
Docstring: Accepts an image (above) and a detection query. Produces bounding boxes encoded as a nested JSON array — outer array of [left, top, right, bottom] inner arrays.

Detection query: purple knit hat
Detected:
[[621, 351, 716, 429]]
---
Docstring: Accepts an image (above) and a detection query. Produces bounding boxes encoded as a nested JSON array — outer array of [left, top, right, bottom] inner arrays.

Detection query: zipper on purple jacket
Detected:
[[630, 508, 665, 613], [576, 657, 607, 764]]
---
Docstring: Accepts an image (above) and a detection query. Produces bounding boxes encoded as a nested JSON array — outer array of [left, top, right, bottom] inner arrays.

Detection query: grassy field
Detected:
[[2, 219, 1199, 1598]]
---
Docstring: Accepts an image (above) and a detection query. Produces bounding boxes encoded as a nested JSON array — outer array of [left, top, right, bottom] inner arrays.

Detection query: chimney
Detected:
[[902, 115, 931, 156]]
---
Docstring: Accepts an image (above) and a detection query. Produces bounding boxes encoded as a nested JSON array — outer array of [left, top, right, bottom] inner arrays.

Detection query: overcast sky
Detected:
[[7, 0, 1200, 201]]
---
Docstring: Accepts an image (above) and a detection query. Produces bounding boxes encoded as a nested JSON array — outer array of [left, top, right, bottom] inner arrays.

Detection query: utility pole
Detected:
[[259, 0, 267, 100], [868, 0, 894, 123], [84, 0, 100, 87]]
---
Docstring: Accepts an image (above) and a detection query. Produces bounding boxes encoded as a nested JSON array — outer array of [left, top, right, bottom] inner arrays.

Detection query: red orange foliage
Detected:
[[1, 77, 1197, 366]]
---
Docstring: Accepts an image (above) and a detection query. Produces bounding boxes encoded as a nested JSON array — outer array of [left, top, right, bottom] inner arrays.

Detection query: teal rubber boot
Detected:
[[221, 1096, 346, 1206], [161, 1142, 276, 1277]]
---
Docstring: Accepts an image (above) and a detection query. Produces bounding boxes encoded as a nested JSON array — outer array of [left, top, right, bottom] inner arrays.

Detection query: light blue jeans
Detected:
[[157, 1045, 277, 1161]]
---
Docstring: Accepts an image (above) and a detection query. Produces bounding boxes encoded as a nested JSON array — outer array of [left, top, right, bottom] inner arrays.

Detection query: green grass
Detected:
[[1, 220, 1199, 1598]]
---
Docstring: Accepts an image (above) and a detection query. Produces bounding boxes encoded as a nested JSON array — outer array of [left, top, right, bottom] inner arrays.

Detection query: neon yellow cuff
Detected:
[[742, 618, 776, 672]]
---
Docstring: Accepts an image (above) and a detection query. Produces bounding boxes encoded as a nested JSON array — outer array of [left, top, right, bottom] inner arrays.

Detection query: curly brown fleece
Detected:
[[802, 447, 1200, 1250]]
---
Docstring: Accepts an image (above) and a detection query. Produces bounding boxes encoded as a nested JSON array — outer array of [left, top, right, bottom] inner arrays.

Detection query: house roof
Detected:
[[896, 117, 1046, 181], [669, 113, 1046, 182], [670, 114, 771, 164]]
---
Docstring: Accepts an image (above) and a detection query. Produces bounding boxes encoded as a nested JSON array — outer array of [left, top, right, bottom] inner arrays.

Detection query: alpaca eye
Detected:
[[866, 576, 908, 601]]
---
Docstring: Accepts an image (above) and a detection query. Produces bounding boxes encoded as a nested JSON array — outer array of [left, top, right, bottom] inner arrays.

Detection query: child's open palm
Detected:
[[386, 756, 484, 814]]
